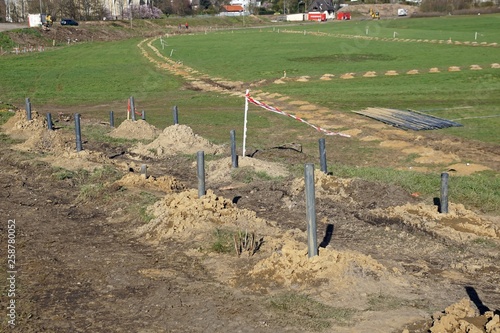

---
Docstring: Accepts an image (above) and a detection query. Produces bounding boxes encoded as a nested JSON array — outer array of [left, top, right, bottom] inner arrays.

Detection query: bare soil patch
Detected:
[[1, 112, 499, 333]]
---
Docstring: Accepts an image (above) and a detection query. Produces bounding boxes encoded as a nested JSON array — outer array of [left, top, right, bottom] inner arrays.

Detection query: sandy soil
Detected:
[[0, 109, 499, 333]]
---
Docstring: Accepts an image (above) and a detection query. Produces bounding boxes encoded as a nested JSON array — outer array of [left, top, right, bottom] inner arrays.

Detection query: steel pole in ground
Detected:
[[25, 98, 31, 121], [319, 138, 327, 174], [141, 110, 145, 120], [440, 172, 449, 214], [305, 163, 318, 258], [46, 113, 53, 130], [130, 96, 136, 121], [173, 105, 179, 125], [75, 113, 83, 152], [197, 151, 206, 198], [141, 164, 147, 178], [230, 130, 238, 168], [109, 111, 114, 127]]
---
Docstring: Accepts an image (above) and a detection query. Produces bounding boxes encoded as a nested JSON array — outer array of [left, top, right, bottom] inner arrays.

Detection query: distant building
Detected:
[[220, 4, 246, 16], [307, 0, 335, 13]]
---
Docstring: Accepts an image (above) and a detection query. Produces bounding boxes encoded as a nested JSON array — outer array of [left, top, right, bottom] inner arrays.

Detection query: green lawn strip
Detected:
[[0, 38, 176, 106], [157, 26, 500, 81], [309, 14, 500, 43]]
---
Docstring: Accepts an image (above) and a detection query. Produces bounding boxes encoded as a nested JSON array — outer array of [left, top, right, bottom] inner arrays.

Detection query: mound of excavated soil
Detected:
[[339, 4, 418, 18], [2, 110, 76, 153], [132, 124, 225, 158], [3, 109, 115, 171], [2, 110, 48, 139], [371, 203, 500, 241], [290, 171, 353, 202], [248, 232, 386, 289], [14, 128, 73, 153], [206, 156, 290, 184], [137, 189, 278, 244], [108, 119, 161, 141], [428, 298, 500, 333]]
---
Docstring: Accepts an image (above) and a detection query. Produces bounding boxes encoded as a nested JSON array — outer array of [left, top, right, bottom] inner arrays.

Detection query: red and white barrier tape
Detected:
[[245, 92, 350, 138]]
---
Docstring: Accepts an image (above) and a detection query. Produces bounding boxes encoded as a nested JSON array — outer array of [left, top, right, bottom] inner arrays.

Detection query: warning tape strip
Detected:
[[245, 92, 350, 138]]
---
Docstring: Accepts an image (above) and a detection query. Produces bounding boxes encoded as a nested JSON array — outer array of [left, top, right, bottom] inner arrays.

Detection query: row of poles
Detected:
[[24, 97, 451, 259]]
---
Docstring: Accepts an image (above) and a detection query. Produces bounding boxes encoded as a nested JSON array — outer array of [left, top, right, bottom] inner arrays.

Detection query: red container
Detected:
[[307, 12, 326, 21], [337, 12, 351, 20]]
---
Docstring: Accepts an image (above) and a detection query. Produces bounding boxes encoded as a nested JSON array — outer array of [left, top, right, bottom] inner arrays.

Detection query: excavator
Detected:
[[369, 8, 380, 19]]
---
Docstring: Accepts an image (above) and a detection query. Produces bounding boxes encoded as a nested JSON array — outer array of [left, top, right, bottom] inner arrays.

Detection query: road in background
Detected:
[[0, 23, 28, 32]]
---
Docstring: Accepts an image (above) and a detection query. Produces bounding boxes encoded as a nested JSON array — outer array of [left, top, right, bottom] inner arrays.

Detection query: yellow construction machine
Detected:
[[369, 8, 380, 19]]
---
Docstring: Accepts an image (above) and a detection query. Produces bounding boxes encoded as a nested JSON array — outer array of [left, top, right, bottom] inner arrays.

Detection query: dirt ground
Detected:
[[0, 108, 499, 333]]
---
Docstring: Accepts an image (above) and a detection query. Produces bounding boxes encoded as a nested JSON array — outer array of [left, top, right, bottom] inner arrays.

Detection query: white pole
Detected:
[[475, 32, 478, 40], [242, 89, 249, 159]]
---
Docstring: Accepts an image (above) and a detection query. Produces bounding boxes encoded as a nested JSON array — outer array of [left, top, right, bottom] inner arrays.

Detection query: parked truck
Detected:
[[28, 14, 52, 30]]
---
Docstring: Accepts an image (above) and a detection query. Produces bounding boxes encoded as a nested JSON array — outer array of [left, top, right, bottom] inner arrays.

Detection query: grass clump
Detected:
[[76, 166, 123, 201], [136, 192, 160, 223], [231, 167, 276, 183], [471, 237, 498, 249], [366, 293, 429, 311], [0, 32, 15, 50], [268, 292, 357, 330], [210, 228, 262, 256], [211, 228, 234, 254]]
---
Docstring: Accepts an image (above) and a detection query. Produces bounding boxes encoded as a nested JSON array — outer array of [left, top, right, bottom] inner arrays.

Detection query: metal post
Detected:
[[109, 111, 114, 127], [130, 96, 136, 121], [25, 97, 31, 121], [440, 172, 449, 214], [141, 110, 145, 120], [141, 164, 147, 178], [197, 151, 206, 198], [173, 105, 179, 125], [75, 113, 83, 152], [46, 113, 53, 130], [230, 130, 238, 168], [319, 138, 327, 174], [305, 164, 318, 258]]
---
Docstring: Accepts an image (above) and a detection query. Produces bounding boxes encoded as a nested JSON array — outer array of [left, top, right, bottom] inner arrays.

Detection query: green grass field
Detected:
[[0, 14, 499, 213]]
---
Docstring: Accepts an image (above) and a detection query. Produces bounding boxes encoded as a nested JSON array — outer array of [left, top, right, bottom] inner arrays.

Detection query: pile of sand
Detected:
[[132, 124, 225, 158], [14, 128, 73, 153], [290, 171, 354, 202], [427, 298, 500, 333], [206, 156, 290, 184], [2, 110, 48, 139], [248, 231, 387, 289], [114, 173, 185, 193], [137, 189, 278, 244], [2, 110, 76, 153], [108, 119, 161, 141], [371, 203, 500, 241]]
